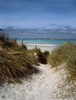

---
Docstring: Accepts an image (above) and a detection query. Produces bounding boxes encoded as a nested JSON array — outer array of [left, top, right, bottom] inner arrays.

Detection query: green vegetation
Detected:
[[47, 43, 76, 79]]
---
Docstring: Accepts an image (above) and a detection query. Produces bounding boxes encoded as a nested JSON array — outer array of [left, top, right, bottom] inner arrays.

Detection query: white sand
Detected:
[[18, 43, 57, 52], [26, 44, 57, 52], [0, 64, 76, 100], [26, 44, 56, 46]]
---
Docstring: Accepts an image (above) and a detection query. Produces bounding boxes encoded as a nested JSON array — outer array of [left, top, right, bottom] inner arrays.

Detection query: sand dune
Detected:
[[0, 64, 75, 100]]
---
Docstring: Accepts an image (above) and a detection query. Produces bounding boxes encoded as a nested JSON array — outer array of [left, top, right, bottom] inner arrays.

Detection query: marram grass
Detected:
[[47, 43, 76, 79], [0, 33, 38, 84]]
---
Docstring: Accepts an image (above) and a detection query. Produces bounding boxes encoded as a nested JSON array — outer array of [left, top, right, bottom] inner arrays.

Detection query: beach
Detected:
[[0, 0, 76, 99], [0, 37, 76, 100], [26, 44, 57, 52], [17, 38, 76, 52]]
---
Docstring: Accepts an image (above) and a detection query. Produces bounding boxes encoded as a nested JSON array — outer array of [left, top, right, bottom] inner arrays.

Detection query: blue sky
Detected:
[[0, 0, 76, 29]]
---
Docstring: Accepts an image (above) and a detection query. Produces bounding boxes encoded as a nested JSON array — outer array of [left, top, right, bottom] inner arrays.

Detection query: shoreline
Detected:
[[26, 44, 57, 52], [18, 43, 57, 47], [26, 43, 57, 47], [18, 43, 58, 52]]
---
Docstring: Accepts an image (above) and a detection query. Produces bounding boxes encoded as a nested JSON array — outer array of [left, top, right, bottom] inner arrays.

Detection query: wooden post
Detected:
[[35, 45, 37, 49], [21, 38, 23, 47]]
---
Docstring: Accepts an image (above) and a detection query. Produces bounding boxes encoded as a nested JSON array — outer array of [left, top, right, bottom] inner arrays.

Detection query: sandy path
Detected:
[[0, 64, 76, 100]]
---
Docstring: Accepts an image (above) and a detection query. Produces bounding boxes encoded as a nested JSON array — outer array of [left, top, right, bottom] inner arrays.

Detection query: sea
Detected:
[[16, 38, 76, 52], [17, 38, 76, 45]]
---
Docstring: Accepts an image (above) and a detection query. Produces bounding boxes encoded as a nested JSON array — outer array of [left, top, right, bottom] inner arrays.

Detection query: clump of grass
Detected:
[[43, 50, 49, 64], [0, 33, 38, 85], [25, 50, 38, 65], [11, 44, 27, 52], [0, 33, 9, 42], [33, 48, 49, 64], [0, 49, 38, 84], [47, 43, 76, 79], [0, 33, 16, 49], [47, 46, 65, 67], [21, 44, 27, 50], [0, 33, 27, 51]]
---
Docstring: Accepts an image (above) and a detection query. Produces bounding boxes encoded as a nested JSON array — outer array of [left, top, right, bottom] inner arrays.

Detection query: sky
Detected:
[[0, 0, 76, 29]]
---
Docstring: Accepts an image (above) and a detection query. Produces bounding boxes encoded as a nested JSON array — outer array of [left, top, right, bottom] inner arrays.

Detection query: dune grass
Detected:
[[0, 33, 38, 84], [33, 48, 49, 64], [47, 43, 76, 79], [0, 33, 27, 51], [0, 50, 38, 84]]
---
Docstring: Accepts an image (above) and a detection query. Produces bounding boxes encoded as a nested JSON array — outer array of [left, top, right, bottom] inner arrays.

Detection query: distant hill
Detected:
[[2, 28, 76, 39]]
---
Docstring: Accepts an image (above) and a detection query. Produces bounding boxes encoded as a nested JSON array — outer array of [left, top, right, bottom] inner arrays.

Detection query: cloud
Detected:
[[0, 0, 76, 28]]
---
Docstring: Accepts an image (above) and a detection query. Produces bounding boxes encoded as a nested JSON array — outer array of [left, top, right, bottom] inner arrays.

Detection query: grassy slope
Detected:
[[47, 43, 76, 80], [0, 34, 38, 84]]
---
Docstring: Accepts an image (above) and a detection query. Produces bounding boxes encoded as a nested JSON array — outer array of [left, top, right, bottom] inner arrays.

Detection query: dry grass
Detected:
[[0, 33, 27, 51], [0, 49, 39, 84], [0, 33, 38, 85], [33, 48, 49, 64], [47, 43, 76, 79]]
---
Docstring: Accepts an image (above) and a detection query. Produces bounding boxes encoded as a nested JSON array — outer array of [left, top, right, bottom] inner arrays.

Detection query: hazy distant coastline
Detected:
[[11, 38, 76, 40], [1, 28, 76, 39]]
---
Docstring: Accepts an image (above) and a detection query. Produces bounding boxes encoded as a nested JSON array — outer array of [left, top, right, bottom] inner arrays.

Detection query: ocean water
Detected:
[[17, 38, 76, 45], [16, 38, 76, 52]]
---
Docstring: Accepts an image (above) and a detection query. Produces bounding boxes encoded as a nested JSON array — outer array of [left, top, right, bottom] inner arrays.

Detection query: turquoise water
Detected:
[[17, 38, 76, 45]]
